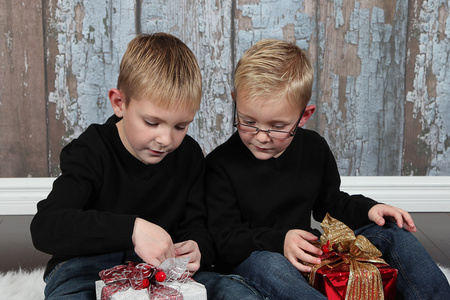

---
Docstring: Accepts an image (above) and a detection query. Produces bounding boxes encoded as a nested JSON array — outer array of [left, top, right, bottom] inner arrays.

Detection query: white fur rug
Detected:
[[0, 265, 449, 300], [0, 267, 46, 300]]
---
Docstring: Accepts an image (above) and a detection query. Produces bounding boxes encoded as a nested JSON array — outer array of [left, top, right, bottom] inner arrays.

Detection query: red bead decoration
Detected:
[[321, 244, 330, 254], [155, 271, 166, 282], [142, 278, 150, 288]]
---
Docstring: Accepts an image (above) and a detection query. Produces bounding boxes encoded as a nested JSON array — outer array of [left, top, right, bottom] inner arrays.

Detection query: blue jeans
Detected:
[[234, 223, 450, 300], [194, 271, 267, 299], [355, 222, 450, 299], [234, 251, 326, 300], [44, 251, 143, 299]]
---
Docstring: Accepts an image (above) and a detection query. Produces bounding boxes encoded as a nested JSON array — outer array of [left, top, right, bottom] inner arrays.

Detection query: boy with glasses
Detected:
[[203, 39, 449, 299]]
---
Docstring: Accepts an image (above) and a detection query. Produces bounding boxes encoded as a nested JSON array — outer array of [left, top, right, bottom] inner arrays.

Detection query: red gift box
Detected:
[[311, 261, 397, 300], [304, 214, 399, 300]]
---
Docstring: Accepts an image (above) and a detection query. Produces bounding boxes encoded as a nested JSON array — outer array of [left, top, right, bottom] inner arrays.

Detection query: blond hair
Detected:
[[234, 39, 313, 110], [118, 33, 202, 112]]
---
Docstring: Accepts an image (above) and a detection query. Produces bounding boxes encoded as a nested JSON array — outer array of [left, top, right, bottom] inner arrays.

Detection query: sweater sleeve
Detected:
[[312, 137, 378, 230], [173, 142, 215, 270], [30, 139, 136, 257]]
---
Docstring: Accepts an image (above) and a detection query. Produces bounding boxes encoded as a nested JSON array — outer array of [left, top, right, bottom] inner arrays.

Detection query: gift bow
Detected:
[[99, 258, 190, 300], [307, 213, 388, 300]]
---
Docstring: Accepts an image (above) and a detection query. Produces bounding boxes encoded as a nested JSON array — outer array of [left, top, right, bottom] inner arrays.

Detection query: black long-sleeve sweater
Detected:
[[205, 129, 377, 272], [31, 115, 214, 278]]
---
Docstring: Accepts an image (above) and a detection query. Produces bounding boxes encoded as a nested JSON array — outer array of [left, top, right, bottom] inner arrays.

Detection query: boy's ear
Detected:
[[109, 88, 125, 118], [231, 91, 236, 101], [298, 104, 316, 127]]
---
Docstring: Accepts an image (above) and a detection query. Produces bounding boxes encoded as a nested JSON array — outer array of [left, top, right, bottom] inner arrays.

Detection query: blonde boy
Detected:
[[204, 39, 449, 299], [31, 33, 213, 299]]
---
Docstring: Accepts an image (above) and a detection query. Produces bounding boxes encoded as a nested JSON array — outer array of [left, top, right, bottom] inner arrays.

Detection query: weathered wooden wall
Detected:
[[1, 0, 449, 177]]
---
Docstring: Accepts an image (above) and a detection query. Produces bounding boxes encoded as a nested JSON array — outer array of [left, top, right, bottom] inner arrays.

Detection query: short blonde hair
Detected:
[[118, 33, 202, 112], [234, 39, 313, 110]]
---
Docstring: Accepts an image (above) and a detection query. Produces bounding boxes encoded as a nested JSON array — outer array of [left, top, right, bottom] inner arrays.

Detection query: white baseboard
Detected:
[[0, 177, 449, 215], [0, 178, 55, 215], [340, 176, 450, 212]]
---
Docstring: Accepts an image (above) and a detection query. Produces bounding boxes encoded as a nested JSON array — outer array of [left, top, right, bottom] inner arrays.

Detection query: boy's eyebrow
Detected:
[[142, 115, 162, 122], [237, 112, 291, 124], [236, 111, 253, 119], [142, 114, 194, 124], [178, 119, 194, 125]]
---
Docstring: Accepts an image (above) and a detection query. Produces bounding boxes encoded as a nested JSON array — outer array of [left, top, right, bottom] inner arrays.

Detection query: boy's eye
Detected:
[[242, 120, 255, 125], [145, 120, 158, 127], [175, 125, 187, 131], [273, 124, 287, 130]]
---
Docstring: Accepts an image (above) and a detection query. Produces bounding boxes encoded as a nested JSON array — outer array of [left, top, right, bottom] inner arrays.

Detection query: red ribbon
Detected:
[[99, 262, 156, 300], [99, 258, 189, 300], [99, 262, 183, 300]]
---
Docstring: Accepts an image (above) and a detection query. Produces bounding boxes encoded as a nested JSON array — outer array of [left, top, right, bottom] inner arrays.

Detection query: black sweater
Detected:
[[31, 115, 214, 277], [205, 129, 377, 272]]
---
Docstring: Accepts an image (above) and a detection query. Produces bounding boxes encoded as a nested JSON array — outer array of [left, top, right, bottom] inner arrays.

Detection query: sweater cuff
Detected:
[[260, 229, 289, 255], [106, 214, 137, 250]]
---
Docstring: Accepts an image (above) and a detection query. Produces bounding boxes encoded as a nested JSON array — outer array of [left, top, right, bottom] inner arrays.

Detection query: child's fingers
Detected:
[[174, 240, 201, 274], [298, 232, 322, 256], [286, 250, 320, 272], [390, 210, 404, 229], [174, 241, 194, 255], [397, 208, 416, 232], [390, 207, 415, 231], [288, 256, 312, 272], [285, 230, 322, 257], [369, 204, 417, 233], [301, 231, 321, 242], [174, 240, 199, 259], [284, 229, 323, 272]]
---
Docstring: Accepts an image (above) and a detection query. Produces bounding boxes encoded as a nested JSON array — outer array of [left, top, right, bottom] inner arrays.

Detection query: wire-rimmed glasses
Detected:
[[233, 107, 305, 140]]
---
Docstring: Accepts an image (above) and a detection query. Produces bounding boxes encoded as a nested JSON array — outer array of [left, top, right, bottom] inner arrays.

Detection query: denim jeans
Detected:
[[44, 251, 143, 299], [194, 271, 267, 299], [233, 223, 450, 300], [355, 222, 450, 299], [234, 251, 327, 300]]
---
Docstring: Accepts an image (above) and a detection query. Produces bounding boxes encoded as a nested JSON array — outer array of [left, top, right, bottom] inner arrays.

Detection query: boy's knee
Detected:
[[240, 251, 291, 274], [249, 251, 285, 264], [379, 222, 415, 242], [360, 223, 418, 254], [360, 222, 411, 239]]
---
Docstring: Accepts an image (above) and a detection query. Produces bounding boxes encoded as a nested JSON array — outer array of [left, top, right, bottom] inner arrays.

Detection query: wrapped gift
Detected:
[[95, 258, 206, 300], [95, 279, 206, 300], [304, 214, 397, 300]]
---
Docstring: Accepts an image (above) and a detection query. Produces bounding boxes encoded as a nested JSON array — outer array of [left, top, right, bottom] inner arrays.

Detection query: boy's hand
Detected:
[[132, 218, 176, 267], [284, 229, 322, 272], [174, 240, 201, 276], [368, 204, 417, 233]]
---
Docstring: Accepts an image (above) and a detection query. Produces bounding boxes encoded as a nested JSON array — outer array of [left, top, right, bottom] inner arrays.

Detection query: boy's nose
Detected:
[[155, 129, 172, 148], [255, 129, 271, 142]]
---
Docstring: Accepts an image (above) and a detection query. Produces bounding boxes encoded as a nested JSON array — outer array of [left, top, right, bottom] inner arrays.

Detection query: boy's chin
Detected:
[[249, 149, 279, 160], [136, 153, 168, 165]]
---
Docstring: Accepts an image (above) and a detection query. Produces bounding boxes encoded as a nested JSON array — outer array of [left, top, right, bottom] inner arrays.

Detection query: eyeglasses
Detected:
[[233, 106, 305, 140]]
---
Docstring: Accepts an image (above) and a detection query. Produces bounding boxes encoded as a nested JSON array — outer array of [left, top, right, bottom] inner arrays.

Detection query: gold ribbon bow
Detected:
[[306, 213, 388, 300]]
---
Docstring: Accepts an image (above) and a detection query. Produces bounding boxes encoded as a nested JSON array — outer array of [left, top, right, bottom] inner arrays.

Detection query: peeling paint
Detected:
[[74, 3, 85, 41], [235, 0, 313, 57], [3, 0, 449, 177], [405, 0, 450, 175], [317, 0, 408, 175], [49, 0, 136, 144]]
